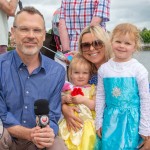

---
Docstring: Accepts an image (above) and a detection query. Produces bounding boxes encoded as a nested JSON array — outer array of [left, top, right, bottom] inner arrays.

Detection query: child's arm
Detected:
[[138, 66, 150, 137], [72, 95, 95, 110], [95, 68, 106, 132]]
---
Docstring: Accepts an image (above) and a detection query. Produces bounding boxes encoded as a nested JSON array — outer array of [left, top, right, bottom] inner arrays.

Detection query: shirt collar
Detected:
[[13, 50, 46, 73]]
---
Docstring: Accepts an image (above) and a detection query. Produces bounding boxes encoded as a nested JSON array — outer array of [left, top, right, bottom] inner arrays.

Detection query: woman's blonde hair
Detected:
[[111, 23, 143, 51], [68, 53, 96, 82], [78, 25, 112, 62]]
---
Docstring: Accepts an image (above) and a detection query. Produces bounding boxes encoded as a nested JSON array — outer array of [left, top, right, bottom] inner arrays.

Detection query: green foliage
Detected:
[[140, 28, 150, 43], [7, 47, 15, 51]]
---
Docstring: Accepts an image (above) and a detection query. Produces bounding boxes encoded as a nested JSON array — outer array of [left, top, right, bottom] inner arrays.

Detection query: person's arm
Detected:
[[90, 16, 102, 26], [91, 0, 110, 27], [59, 19, 70, 52], [59, 0, 70, 52], [138, 66, 150, 137], [95, 67, 106, 134], [62, 104, 83, 131], [0, 0, 18, 16], [8, 125, 55, 149], [48, 67, 66, 135], [7, 125, 33, 140]]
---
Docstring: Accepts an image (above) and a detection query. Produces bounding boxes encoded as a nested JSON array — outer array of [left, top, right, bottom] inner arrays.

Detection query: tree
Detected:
[[140, 28, 150, 43]]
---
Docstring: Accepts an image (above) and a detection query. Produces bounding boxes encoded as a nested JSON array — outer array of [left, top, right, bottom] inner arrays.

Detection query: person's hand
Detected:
[[62, 104, 83, 132], [72, 95, 86, 105], [66, 51, 78, 57], [63, 94, 72, 104], [138, 135, 150, 150], [31, 125, 55, 149], [139, 139, 150, 150], [96, 128, 102, 138], [141, 135, 150, 141]]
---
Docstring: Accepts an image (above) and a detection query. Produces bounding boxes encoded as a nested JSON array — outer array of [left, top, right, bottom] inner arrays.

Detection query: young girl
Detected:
[[59, 54, 97, 150], [95, 23, 150, 149]]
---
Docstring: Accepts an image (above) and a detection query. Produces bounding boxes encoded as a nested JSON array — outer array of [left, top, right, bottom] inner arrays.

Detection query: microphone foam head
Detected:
[[34, 99, 49, 115]]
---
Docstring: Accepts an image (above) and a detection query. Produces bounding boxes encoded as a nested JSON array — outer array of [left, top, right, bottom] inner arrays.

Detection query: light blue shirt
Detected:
[[0, 50, 65, 135]]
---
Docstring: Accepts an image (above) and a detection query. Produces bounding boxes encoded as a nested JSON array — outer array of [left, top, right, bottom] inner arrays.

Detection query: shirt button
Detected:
[[20, 68, 22, 71], [23, 120, 26, 123], [27, 76, 30, 79], [25, 106, 28, 109], [26, 91, 29, 94]]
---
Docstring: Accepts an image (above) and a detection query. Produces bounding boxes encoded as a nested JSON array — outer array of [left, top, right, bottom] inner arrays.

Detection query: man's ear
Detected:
[[43, 30, 46, 42], [11, 27, 15, 38]]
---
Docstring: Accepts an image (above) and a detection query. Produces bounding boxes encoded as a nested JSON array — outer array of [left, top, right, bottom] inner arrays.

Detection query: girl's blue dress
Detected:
[[101, 77, 141, 149]]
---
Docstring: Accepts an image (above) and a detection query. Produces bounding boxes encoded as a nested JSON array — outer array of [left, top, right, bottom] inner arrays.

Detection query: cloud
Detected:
[[107, 0, 150, 31], [8, 0, 150, 32]]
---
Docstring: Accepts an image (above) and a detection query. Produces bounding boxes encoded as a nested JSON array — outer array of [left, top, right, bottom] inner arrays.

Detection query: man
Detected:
[[59, 0, 110, 52], [0, 6, 67, 150], [0, 0, 18, 54]]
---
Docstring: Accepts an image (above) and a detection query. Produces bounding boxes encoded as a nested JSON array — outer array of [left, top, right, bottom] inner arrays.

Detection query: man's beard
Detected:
[[21, 46, 41, 56]]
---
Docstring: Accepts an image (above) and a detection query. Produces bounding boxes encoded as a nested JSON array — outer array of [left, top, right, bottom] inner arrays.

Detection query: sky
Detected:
[[8, 0, 150, 32]]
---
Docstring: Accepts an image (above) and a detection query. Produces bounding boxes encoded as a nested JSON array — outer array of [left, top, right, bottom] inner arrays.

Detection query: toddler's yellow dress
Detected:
[[59, 82, 96, 150]]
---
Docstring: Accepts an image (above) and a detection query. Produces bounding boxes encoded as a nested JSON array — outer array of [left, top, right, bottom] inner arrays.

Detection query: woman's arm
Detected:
[[62, 104, 83, 131]]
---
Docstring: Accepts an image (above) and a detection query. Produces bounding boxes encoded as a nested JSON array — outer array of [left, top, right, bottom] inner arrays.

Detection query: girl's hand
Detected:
[[96, 128, 102, 138], [139, 139, 150, 150], [72, 95, 86, 104], [64, 94, 72, 104], [62, 104, 83, 132], [138, 135, 150, 150]]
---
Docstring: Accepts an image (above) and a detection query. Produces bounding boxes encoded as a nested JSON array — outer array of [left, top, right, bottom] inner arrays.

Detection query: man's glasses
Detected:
[[13, 26, 45, 37], [80, 40, 104, 52]]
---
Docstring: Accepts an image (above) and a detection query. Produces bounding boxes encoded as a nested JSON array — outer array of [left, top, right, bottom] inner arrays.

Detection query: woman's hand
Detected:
[[62, 104, 83, 132]]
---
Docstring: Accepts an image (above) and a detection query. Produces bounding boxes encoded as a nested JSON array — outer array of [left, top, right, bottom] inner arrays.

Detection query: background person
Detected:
[[0, 6, 67, 150], [0, 0, 18, 54], [61, 25, 112, 133], [95, 23, 150, 149], [59, 0, 110, 52]]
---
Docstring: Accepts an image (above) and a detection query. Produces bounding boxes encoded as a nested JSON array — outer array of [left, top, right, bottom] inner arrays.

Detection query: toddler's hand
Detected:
[[65, 95, 72, 104], [72, 95, 86, 104]]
